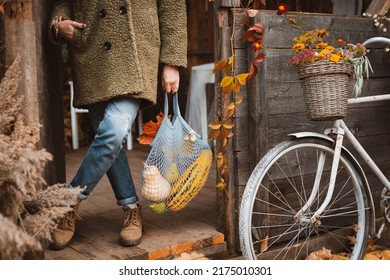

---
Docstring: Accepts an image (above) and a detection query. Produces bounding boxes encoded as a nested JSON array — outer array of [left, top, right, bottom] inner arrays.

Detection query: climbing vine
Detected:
[[208, 0, 266, 191]]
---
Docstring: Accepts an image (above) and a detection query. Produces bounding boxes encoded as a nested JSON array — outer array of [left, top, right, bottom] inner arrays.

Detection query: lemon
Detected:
[[149, 202, 166, 213]]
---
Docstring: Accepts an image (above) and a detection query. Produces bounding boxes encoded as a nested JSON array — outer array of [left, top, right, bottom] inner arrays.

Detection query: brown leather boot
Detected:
[[119, 205, 143, 246], [50, 200, 81, 250]]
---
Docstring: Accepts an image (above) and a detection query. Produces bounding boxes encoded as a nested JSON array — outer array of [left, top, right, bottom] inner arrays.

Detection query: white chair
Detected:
[[69, 81, 142, 150]]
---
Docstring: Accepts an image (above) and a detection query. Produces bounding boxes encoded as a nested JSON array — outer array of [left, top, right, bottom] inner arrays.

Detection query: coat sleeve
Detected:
[[48, 0, 73, 46], [157, 0, 188, 68]]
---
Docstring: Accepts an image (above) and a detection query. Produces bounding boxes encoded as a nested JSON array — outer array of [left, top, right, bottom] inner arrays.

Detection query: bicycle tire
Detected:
[[239, 137, 370, 260]]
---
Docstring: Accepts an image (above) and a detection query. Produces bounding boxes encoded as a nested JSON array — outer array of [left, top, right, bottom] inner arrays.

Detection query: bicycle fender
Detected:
[[288, 132, 376, 236]]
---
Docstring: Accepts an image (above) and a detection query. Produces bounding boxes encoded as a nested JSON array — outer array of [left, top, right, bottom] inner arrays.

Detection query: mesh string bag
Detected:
[[141, 93, 212, 213]]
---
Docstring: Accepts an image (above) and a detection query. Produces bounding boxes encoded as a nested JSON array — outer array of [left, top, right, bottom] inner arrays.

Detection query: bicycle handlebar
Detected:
[[363, 37, 390, 47]]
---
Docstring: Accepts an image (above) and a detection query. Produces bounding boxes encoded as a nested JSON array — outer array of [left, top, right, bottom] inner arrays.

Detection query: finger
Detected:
[[70, 20, 87, 29]]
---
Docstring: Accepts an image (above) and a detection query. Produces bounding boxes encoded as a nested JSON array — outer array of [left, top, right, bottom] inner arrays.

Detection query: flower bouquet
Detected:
[[278, 4, 371, 121]]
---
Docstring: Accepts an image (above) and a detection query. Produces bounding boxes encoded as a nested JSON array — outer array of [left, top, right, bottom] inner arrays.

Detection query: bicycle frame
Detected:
[[293, 93, 390, 239]]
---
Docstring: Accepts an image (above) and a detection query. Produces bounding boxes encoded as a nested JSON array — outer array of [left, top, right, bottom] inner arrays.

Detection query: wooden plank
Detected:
[[365, 0, 390, 15], [254, 10, 386, 49]]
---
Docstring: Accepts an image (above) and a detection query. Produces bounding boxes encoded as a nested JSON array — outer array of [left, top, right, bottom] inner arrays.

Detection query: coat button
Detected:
[[98, 9, 107, 18], [119, 6, 127, 15], [103, 42, 112, 51]]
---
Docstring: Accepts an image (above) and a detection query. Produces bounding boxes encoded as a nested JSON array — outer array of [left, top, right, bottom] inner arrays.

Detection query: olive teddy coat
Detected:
[[49, 0, 188, 109]]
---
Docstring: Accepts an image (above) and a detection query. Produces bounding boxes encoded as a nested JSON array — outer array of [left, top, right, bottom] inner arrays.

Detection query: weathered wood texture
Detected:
[[1, 0, 65, 185], [365, 0, 390, 15], [215, 8, 390, 253], [250, 10, 390, 225]]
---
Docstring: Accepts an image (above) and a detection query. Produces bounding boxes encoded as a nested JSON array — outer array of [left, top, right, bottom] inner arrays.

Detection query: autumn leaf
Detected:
[[235, 95, 243, 104], [260, 235, 269, 252], [220, 75, 234, 87], [222, 121, 235, 129], [0, 6, 4, 15], [232, 79, 241, 93], [254, 53, 266, 63], [213, 58, 228, 73], [137, 112, 164, 145], [208, 121, 222, 130], [236, 73, 249, 85], [208, 128, 220, 139], [247, 62, 259, 82]]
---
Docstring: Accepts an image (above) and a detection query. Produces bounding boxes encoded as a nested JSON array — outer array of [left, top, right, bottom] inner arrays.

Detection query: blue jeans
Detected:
[[69, 97, 141, 206]]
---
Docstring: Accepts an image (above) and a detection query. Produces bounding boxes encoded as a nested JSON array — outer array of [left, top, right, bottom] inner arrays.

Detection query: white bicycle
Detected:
[[239, 37, 390, 260]]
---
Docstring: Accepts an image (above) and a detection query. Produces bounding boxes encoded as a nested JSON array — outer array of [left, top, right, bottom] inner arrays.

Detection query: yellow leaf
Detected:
[[224, 108, 236, 119], [235, 95, 243, 104], [220, 76, 234, 87], [233, 80, 241, 93], [236, 73, 249, 85], [228, 55, 236, 68], [213, 58, 228, 73], [227, 102, 236, 110], [222, 82, 234, 94], [217, 157, 224, 168]]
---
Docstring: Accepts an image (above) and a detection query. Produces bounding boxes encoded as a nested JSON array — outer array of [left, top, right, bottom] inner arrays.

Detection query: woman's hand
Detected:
[[57, 20, 86, 41], [161, 64, 180, 94]]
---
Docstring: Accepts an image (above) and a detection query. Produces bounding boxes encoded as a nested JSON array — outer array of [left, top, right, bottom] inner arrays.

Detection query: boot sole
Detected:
[[50, 242, 69, 251], [119, 237, 142, 247]]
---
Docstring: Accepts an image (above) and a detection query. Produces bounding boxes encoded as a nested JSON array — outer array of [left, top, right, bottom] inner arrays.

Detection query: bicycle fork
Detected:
[[294, 120, 345, 226]]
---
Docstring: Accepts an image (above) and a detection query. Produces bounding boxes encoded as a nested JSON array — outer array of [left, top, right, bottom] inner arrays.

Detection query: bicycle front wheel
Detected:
[[239, 137, 370, 260]]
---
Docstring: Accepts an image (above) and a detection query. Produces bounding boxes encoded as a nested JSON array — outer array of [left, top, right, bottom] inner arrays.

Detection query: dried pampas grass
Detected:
[[0, 56, 79, 259]]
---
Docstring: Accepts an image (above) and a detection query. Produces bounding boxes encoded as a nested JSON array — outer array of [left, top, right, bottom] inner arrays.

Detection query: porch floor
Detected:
[[45, 143, 226, 260]]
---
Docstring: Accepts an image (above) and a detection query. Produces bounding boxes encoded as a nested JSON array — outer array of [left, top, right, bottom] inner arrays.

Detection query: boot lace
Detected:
[[123, 207, 139, 228]]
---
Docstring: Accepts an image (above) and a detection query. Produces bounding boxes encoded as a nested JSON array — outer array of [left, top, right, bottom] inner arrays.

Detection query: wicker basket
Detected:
[[298, 61, 353, 121]]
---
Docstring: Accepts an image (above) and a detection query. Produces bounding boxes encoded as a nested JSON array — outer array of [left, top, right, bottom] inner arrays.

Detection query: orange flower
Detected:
[[337, 38, 346, 45], [316, 29, 328, 37], [293, 43, 305, 52], [277, 3, 288, 15], [315, 42, 329, 49], [252, 39, 263, 52], [329, 54, 341, 62]]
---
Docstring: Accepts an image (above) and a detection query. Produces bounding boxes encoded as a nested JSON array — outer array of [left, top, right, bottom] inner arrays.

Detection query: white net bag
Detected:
[[141, 93, 212, 213]]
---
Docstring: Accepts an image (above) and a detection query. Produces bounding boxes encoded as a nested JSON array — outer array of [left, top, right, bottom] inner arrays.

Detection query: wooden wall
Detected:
[[214, 3, 390, 254]]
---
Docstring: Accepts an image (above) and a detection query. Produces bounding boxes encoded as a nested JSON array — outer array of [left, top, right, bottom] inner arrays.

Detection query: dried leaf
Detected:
[[254, 53, 266, 63], [222, 121, 235, 129], [382, 250, 390, 260], [208, 128, 220, 139], [0, 6, 4, 15], [364, 252, 381, 260], [260, 235, 269, 252], [331, 253, 349, 260], [306, 247, 332, 260], [247, 63, 259, 82], [213, 58, 228, 73]]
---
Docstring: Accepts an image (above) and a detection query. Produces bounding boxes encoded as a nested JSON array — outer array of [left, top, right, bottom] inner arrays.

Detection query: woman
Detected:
[[48, 0, 187, 249]]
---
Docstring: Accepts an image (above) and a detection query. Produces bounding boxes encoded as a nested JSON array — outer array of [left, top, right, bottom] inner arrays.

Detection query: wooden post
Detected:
[[213, 0, 244, 256], [2, 0, 65, 185]]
